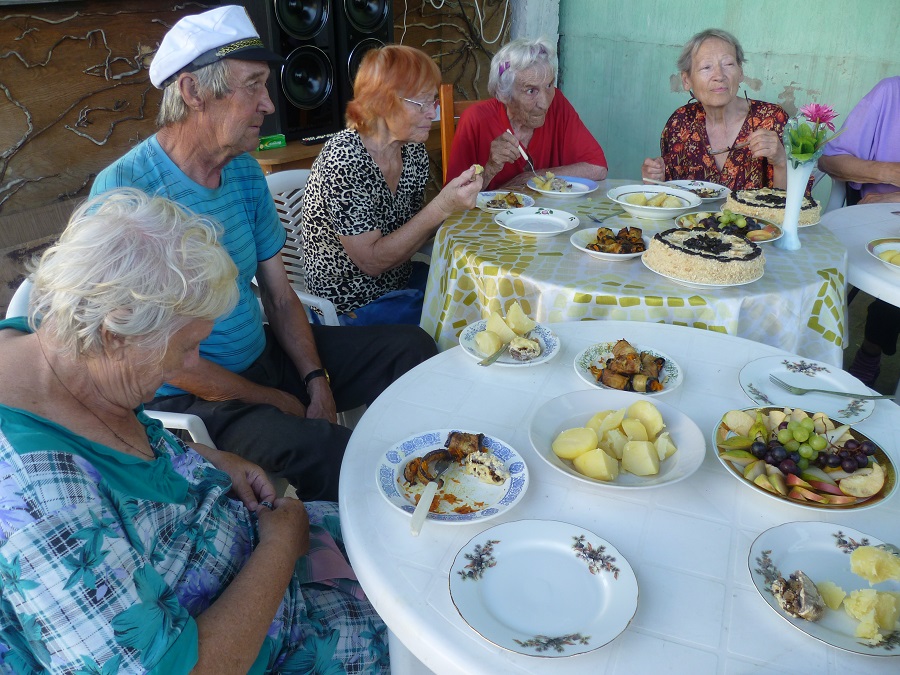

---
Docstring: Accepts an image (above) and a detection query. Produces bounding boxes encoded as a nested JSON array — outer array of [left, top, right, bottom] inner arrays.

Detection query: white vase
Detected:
[[774, 160, 814, 251]]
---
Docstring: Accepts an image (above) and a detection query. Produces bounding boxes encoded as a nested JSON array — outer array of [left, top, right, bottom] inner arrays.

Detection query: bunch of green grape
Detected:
[[776, 418, 827, 461]]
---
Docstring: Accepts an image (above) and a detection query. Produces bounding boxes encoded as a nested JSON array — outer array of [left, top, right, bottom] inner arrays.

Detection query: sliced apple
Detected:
[[788, 487, 810, 501], [790, 486, 830, 503], [839, 462, 885, 498], [807, 479, 846, 496], [785, 473, 813, 489], [801, 465, 837, 486], [754, 474, 778, 494], [824, 494, 860, 505], [720, 449, 756, 467], [743, 459, 767, 483], [768, 472, 788, 496]]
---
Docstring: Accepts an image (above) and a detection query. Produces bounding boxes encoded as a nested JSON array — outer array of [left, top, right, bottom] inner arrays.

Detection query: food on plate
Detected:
[[624, 192, 684, 208], [816, 580, 847, 610], [850, 546, 900, 584], [877, 249, 900, 265], [472, 163, 484, 175], [843, 589, 900, 642], [771, 570, 826, 621], [716, 406, 888, 505], [403, 430, 484, 486], [677, 210, 780, 242], [550, 400, 677, 481], [725, 187, 821, 226], [678, 182, 725, 199], [508, 335, 541, 361], [465, 450, 510, 485], [485, 191, 525, 209], [588, 338, 666, 392], [643, 228, 765, 285], [532, 171, 572, 192], [586, 226, 646, 254], [474, 301, 541, 360]]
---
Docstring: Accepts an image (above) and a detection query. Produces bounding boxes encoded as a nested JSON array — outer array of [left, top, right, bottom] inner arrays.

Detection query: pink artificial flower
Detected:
[[799, 103, 838, 132]]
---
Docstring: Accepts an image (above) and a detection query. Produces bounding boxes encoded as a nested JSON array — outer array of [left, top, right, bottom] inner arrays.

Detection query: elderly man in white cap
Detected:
[[91, 5, 437, 504]]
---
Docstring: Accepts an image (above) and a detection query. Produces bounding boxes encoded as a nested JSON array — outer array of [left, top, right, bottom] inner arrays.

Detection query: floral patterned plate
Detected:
[[376, 429, 529, 524], [459, 320, 560, 368], [749, 521, 900, 655], [573, 341, 683, 396], [739, 355, 875, 424], [449, 519, 638, 656], [494, 207, 580, 237]]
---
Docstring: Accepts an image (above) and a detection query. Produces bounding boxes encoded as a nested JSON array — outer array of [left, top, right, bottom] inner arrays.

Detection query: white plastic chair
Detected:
[[825, 178, 847, 213], [265, 170, 340, 326]]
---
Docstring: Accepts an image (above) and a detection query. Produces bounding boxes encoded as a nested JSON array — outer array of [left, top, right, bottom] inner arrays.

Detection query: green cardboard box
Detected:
[[258, 134, 286, 151]]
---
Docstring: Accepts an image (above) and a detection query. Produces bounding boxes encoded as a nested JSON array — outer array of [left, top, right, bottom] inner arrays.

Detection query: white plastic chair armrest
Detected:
[[144, 410, 216, 449], [295, 288, 340, 326], [825, 178, 847, 213]]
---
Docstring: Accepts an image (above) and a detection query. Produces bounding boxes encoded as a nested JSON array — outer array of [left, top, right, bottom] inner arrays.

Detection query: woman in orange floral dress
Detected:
[[642, 29, 788, 191]]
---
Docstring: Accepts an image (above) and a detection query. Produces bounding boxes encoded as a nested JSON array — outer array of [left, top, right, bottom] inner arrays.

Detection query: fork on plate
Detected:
[[767, 374, 893, 400]]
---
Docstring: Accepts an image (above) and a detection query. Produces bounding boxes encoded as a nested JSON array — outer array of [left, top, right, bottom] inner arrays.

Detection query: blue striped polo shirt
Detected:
[[90, 135, 286, 396]]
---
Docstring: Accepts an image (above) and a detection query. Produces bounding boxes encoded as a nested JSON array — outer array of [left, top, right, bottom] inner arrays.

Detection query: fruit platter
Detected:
[[714, 406, 896, 510], [676, 210, 782, 243]]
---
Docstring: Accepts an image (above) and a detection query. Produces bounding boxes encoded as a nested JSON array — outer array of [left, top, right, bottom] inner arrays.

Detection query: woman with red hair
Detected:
[[301, 45, 482, 326]]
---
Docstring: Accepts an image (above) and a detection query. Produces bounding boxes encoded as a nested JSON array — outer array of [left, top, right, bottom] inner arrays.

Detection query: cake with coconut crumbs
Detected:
[[643, 228, 765, 285], [724, 187, 820, 226]]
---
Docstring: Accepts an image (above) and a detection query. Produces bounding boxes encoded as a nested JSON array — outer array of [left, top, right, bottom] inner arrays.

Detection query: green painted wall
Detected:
[[558, 0, 900, 201]]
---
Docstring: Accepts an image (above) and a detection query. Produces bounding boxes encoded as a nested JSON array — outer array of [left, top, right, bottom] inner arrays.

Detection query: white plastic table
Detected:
[[339, 321, 899, 675]]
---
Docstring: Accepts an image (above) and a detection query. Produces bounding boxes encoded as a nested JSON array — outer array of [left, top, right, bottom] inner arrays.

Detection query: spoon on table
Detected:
[[410, 457, 452, 536]]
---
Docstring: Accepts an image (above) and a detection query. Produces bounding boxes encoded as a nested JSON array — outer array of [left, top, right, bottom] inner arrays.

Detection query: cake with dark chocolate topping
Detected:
[[724, 187, 820, 226], [643, 228, 765, 285]]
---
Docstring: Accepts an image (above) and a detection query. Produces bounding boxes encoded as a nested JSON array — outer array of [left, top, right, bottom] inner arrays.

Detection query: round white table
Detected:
[[822, 202, 900, 304], [339, 321, 899, 675]]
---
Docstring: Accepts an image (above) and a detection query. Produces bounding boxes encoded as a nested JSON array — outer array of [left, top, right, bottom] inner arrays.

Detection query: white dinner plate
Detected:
[[494, 207, 579, 237], [712, 406, 896, 512], [739, 355, 875, 424], [528, 389, 705, 489], [476, 191, 535, 213], [569, 228, 649, 261], [526, 175, 599, 197], [458, 320, 560, 367], [749, 521, 900, 656], [866, 237, 900, 274], [449, 519, 638, 656], [607, 184, 702, 220], [573, 342, 683, 396], [667, 179, 730, 202], [376, 429, 529, 524], [641, 254, 764, 289]]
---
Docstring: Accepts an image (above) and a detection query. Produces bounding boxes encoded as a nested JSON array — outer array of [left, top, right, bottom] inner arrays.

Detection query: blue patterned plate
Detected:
[[449, 519, 638, 656], [749, 521, 900, 655], [739, 356, 875, 424], [376, 429, 529, 524], [459, 320, 560, 367]]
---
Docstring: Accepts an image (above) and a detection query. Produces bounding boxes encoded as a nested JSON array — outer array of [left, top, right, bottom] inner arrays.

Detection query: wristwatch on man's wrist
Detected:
[[303, 368, 330, 387]]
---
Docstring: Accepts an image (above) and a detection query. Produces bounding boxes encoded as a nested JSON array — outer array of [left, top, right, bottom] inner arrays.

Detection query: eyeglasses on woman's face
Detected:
[[400, 95, 440, 114]]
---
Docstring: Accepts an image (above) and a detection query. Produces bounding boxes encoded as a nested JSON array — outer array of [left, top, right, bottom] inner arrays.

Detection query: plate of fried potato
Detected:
[[570, 227, 649, 261], [607, 184, 702, 220]]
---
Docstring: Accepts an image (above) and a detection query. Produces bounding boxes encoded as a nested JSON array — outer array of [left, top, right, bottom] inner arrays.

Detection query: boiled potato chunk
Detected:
[[654, 431, 678, 461], [850, 545, 900, 584], [625, 193, 648, 206], [817, 580, 846, 610], [573, 447, 620, 481], [844, 589, 900, 635], [621, 418, 648, 441], [605, 428, 629, 460], [627, 400, 665, 437], [552, 427, 598, 460], [596, 407, 627, 435], [661, 196, 683, 208], [647, 192, 668, 207], [586, 410, 613, 434], [504, 301, 536, 336], [485, 311, 517, 344], [621, 441, 660, 476], [473, 330, 502, 356]]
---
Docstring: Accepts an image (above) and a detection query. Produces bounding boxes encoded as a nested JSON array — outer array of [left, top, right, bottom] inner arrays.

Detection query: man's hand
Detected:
[[304, 378, 337, 423], [860, 191, 900, 204], [256, 386, 307, 417]]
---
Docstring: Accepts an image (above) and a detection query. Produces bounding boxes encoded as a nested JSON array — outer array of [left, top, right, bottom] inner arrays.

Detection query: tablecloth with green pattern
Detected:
[[421, 183, 848, 367]]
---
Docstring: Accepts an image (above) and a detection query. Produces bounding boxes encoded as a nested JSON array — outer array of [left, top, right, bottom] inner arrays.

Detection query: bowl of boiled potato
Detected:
[[607, 184, 703, 220], [528, 389, 706, 489], [866, 237, 900, 274]]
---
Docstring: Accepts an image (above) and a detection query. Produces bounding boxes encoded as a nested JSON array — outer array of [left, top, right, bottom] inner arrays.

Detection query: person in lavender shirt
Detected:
[[819, 76, 900, 388]]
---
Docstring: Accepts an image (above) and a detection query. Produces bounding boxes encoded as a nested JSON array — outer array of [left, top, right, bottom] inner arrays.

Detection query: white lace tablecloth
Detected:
[[421, 179, 848, 367], [339, 320, 899, 675]]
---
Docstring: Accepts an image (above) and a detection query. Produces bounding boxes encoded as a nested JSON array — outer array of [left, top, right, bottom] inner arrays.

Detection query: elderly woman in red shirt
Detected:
[[444, 36, 608, 191], [642, 28, 788, 191]]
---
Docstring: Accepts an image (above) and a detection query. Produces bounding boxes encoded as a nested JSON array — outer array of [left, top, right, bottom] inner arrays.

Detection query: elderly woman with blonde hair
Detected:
[[301, 44, 483, 326], [0, 188, 389, 673], [444, 36, 608, 191]]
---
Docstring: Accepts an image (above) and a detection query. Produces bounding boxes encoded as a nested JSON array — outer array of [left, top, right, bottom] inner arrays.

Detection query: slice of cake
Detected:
[[643, 228, 765, 285], [724, 188, 820, 226]]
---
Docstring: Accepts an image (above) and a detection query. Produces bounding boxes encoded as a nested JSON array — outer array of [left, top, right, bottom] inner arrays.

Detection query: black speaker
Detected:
[[244, 1, 393, 145]]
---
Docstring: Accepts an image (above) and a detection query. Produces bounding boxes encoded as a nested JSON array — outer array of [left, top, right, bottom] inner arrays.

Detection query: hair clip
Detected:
[[499, 61, 510, 77]]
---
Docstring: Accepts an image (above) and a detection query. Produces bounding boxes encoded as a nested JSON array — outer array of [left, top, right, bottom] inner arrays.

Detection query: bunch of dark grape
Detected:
[[747, 416, 876, 476], [697, 211, 764, 238]]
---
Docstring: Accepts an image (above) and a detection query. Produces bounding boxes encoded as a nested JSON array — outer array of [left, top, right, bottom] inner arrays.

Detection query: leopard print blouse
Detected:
[[301, 129, 428, 314]]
